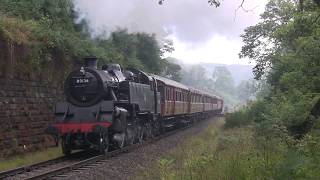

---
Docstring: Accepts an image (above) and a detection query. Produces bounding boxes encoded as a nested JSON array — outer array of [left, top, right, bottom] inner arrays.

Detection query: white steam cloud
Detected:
[[73, 0, 265, 44]]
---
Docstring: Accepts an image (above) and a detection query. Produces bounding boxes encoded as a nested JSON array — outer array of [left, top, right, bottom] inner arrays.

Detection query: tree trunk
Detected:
[[299, 0, 304, 12]]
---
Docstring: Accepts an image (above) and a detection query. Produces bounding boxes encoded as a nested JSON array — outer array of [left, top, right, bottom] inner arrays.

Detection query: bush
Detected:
[[225, 108, 252, 129], [248, 99, 269, 123]]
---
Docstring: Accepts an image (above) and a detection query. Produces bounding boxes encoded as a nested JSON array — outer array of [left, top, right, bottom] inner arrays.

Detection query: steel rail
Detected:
[[0, 150, 93, 179], [0, 155, 67, 179]]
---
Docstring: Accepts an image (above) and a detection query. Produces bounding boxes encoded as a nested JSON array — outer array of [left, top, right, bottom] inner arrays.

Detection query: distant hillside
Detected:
[[199, 63, 254, 85], [167, 57, 254, 85]]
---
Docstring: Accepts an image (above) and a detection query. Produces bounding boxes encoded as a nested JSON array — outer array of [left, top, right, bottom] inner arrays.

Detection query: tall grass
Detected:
[[136, 117, 288, 180]]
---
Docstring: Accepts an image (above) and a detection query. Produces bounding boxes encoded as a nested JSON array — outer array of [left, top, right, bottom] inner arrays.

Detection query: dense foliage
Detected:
[[0, 0, 176, 81], [240, 0, 320, 136], [225, 0, 320, 178]]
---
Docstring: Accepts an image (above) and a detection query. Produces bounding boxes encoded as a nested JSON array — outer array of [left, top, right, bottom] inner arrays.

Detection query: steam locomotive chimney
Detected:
[[84, 56, 98, 69]]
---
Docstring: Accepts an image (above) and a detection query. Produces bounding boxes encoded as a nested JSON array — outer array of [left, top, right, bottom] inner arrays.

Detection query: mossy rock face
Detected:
[[0, 16, 73, 82], [0, 17, 35, 44]]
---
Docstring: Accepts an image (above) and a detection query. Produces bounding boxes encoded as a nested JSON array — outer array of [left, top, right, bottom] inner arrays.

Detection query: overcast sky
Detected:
[[73, 0, 268, 65]]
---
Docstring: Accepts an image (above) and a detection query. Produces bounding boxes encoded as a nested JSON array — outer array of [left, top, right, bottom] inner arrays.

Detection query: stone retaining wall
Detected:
[[0, 78, 62, 157]]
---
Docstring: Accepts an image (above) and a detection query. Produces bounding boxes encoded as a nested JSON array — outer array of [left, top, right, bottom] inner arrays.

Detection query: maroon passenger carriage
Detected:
[[46, 57, 223, 155]]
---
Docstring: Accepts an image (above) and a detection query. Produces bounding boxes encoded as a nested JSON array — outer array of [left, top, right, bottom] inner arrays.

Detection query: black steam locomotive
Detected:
[[47, 57, 223, 155]]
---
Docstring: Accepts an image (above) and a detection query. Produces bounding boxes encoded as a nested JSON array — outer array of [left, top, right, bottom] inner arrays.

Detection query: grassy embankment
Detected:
[[136, 116, 288, 180], [0, 147, 62, 172]]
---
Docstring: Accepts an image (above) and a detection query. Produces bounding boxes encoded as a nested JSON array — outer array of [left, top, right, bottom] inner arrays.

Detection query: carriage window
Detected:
[[171, 89, 174, 101], [213, 98, 217, 103], [166, 89, 169, 100]]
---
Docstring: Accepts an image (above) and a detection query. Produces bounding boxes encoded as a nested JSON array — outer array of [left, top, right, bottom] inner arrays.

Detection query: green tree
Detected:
[[236, 79, 258, 102], [212, 66, 235, 95], [240, 0, 320, 135], [161, 58, 182, 82], [181, 65, 207, 88], [136, 33, 163, 73]]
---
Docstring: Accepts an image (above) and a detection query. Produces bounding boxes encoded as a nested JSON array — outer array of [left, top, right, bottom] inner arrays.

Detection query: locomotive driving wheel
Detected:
[[126, 127, 135, 146], [145, 122, 154, 139], [118, 133, 126, 148], [136, 125, 145, 144], [152, 120, 161, 136], [61, 138, 71, 156], [99, 132, 109, 154]]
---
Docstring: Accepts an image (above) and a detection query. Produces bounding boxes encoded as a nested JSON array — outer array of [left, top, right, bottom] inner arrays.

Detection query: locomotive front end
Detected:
[[46, 57, 119, 154]]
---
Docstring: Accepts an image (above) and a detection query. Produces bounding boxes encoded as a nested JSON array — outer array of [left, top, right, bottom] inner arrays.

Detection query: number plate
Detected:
[[73, 77, 90, 85]]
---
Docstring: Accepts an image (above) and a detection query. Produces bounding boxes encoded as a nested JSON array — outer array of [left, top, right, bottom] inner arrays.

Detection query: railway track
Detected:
[[0, 150, 100, 180], [0, 116, 221, 180]]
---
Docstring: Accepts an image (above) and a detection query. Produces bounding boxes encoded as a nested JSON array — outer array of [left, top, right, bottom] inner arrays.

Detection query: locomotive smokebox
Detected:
[[84, 56, 98, 69]]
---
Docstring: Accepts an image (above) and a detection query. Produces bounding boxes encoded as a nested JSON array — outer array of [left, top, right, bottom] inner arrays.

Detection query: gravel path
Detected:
[[58, 117, 219, 180]]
